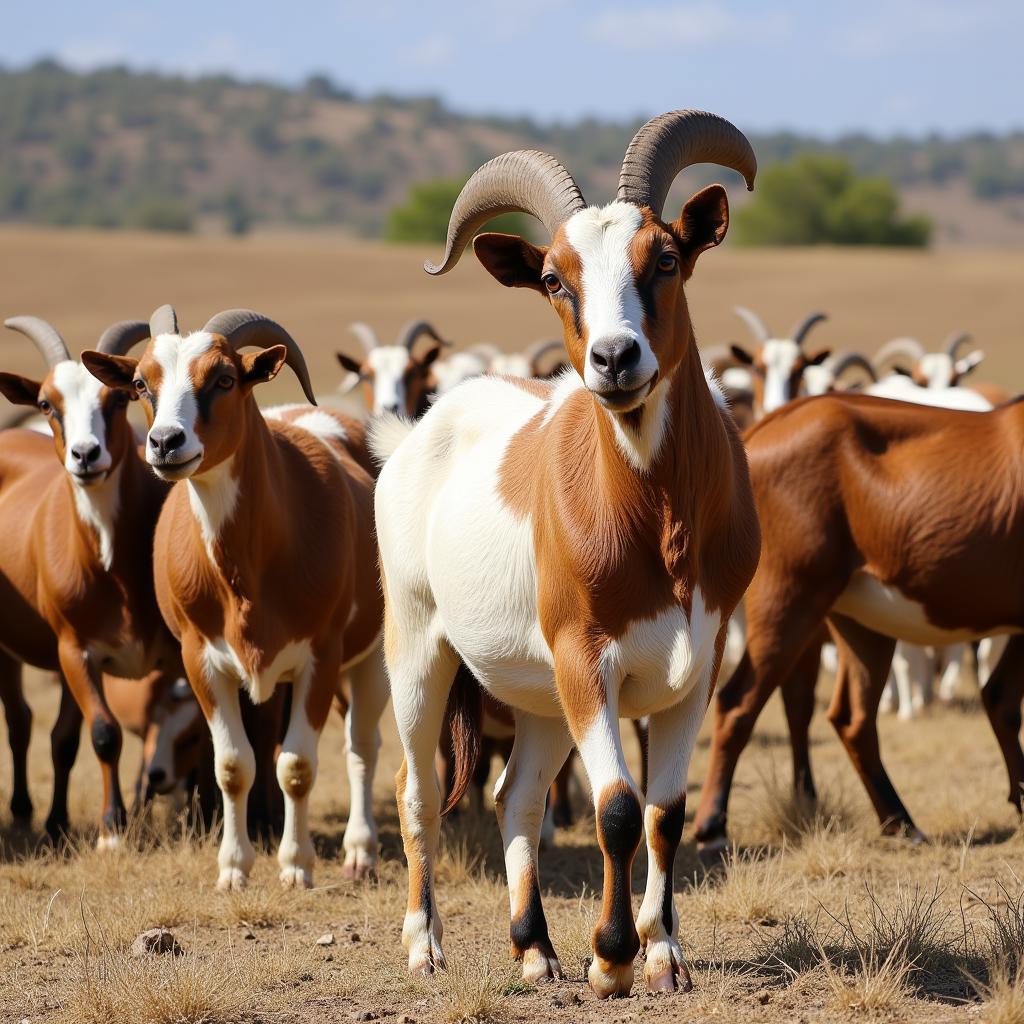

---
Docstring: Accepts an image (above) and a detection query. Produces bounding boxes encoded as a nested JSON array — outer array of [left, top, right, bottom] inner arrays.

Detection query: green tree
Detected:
[[386, 177, 533, 243], [735, 155, 931, 247]]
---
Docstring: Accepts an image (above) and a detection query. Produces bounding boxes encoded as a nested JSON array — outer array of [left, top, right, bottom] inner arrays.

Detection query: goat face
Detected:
[[474, 185, 731, 415], [83, 331, 286, 481], [0, 361, 132, 486], [143, 678, 206, 796], [337, 344, 442, 417], [730, 343, 831, 413]]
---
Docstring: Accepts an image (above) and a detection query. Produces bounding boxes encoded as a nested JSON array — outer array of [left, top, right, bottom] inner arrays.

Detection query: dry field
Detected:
[[1, 229, 1024, 1024]]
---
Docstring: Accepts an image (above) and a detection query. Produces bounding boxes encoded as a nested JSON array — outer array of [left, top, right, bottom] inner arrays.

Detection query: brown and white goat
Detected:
[[727, 307, 831, 415], [336, 320, 449, 416], [0, 317, 176, 844], [84, 307, 387, 888], [693, 392, 1024, 857], [372, 110, 760, 997]]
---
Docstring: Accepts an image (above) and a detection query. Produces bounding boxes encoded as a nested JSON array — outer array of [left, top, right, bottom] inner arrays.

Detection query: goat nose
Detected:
[[71, 442, 101, 465], [148, 426, 185, 458], [589, 336, 641, 379]]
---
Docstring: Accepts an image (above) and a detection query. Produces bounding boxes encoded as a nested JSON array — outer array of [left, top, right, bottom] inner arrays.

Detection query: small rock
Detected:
[[354, 1013, 377, 1022], [298, 972, 314, 982], [570, 992, 583, 1006], [324, 953, 335, 962], [551, 996, 564, 1007], [350, 932, 361, 943], [401, 1017, 416, 1024], [241, 926, 256, 941], [130, 928, 183, 958], [758, 991, 771, 1005], [316, 932, 335, 946]]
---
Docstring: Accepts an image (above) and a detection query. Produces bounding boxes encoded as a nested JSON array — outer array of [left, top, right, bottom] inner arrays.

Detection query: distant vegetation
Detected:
[[386, 178, 532, 243], [0, 59, 1020, 241], [735, 156, 932, 247]]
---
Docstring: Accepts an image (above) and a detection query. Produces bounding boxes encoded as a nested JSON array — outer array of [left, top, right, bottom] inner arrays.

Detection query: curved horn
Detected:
[[791, 311, 828, 346], [348, 322, 380, 355], [873, 337, 925, 372], [828, 351, 878, 383], [734, 306, 770, 343], [526, 338, 566, 374], [97, 320, 151, 356], [944, 331, 972, 359], [398, 320, 449, 352], [202, 309, 316, 406], [3, 316, 71, 368], [425, 150, 586, 277], [149, 304, 179, 338], [617, 109, 757, 216]]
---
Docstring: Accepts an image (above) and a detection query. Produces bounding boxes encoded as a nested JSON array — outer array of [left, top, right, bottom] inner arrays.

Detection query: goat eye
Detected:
[[133, 378, 147, 393], [216, 375, 235, 391], [542, 273, 561, 294], [656, 253, 678, 273], [38, 399, 51, 414]]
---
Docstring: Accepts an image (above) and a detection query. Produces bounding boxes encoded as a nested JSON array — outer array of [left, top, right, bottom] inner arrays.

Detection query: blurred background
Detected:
[[0, 0, 1022, 393]]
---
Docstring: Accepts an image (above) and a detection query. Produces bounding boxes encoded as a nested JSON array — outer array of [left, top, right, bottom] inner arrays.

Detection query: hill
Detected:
[[1, 59, 1022, 246]]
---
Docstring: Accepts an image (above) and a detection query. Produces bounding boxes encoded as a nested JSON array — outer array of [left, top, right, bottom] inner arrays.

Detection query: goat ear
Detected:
[[473, 233, 548, 293], [81, 351, 138, 394], [807, 349, 832, 367], [672, 184, 729, 272], [241, 345, 288, 387], [730, 344, 755, 366], [419, 345, 444, 369], [892, 364, 912, 377], [336, 352, 363, 375], [0, 372, 43, 407], [954, 350, 984, 379]]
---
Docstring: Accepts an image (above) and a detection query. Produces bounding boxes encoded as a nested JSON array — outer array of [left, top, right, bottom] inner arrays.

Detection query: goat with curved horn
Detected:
[[398, 320, 450, 352], [149, 305, 178, 339], [944, 331, 973, 359], [791, 312, 827, 347], [733, 306, 770, 342], [4, 316, 71, 367], [829, 352, 878, 383], [203, 309, 317, 406], [425, 150, 587, 276], [348, 323, 380, 354], [873, 337, 925, 373], [617, 109, 757, 214], [97, 321, 151, 357]]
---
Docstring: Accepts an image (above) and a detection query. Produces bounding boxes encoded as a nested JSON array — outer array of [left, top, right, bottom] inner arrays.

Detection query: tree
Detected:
[[734, 155, 931, 247], [386, 177, 533, 243]]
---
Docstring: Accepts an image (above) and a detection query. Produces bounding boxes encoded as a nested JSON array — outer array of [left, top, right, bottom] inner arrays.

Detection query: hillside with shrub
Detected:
[[1, 60, 1022, 245]]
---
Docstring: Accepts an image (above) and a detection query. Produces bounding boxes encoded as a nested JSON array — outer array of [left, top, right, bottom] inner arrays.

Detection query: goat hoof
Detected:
[[217, 867, 249, 891], [279, 865, 313, 889], [96, 832, 121, 852], [341, 859, 377, 882], [589, 957, 634, 998], [522, 945, 562, 983]]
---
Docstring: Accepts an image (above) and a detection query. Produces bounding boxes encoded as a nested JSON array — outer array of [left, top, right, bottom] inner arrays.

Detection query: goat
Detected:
[[728, 307, 831, 414], [801, 351, 877, 397], [488, 339, 569, 380], [84, 306, 387, 888], [692, 391, 1024, 859], [0, 316, 176, 845], [371, 109, 760, 997], [336, 320, 450, 416]]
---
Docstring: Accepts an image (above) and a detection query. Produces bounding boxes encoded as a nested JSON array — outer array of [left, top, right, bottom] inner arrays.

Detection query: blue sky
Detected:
[[4, 1, 1021, 136]]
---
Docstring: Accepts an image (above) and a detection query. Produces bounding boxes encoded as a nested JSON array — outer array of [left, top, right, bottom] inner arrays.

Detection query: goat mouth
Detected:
[[150, 452, 203, 481], [592, 374, 658, 412], [70, 469, 108, 486]]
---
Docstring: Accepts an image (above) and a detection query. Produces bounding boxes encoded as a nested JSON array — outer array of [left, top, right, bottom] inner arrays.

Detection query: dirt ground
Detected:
[[1, 230, 1024, 1023]]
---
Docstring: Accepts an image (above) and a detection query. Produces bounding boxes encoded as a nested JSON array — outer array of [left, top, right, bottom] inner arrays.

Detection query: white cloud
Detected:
[[586, 2, 793, 51]]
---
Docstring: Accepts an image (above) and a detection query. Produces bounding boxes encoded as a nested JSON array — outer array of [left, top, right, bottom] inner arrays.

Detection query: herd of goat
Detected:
[[0, 108, 1021, 1000]]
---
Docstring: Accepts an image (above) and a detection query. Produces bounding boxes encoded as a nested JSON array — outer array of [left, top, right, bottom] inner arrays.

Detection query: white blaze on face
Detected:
[[760, 338, 801, 413], [801, 363, 834, 397], [52, 360, 111, 476], [366, 346, 410, 414], [917, 352, 954, 389], [564, 202, 658, 394], [149, 332, 214, 466]]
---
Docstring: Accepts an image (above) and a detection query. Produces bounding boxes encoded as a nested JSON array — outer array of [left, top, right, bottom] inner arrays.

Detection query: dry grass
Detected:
[[976, 964, 1024, 1024], [4, 596, 1024, 1021]]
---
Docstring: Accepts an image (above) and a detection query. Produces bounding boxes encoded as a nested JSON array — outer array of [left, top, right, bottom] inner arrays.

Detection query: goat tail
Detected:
[[366, 411, 414, 465], [440, 662, 483, 817]]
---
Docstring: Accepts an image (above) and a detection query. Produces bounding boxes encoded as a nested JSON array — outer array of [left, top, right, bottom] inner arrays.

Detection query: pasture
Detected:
[[2, 228, 1024, 1023]]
